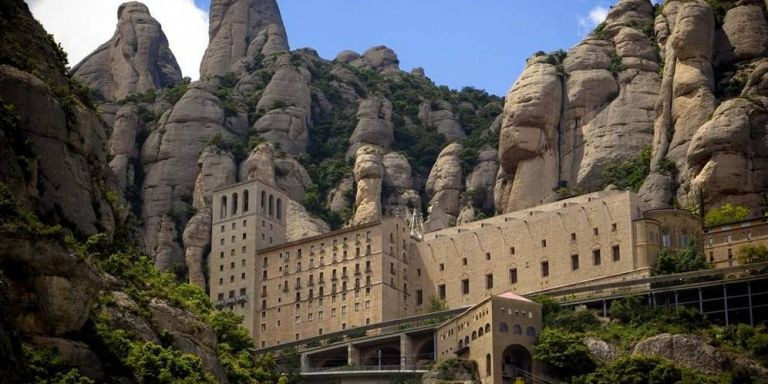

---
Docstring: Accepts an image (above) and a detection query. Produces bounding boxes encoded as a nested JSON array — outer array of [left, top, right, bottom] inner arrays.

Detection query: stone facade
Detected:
[[209, 180, 288, 337], [436, 293, 542, 384], [210, 188, 702, 348], [703, 218, 768, 268]]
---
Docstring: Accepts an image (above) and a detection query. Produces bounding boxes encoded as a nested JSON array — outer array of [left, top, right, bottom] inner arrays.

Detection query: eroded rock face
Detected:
[[72, 2, 182, 101], [352, 146, 384, 226], [419, 101, 466, 142], [633, 333, 726, 374], [141, 82, 235, 270], [200, 0, 289, 78], [348, 96, 394, 156], [382, 152, 420, 216], [253, 63, 312, 155], [108, 105, 142, 193], [585, 337, 617, 363], [458, 149, 498, 223], [496, 57, 561, 213], [286, 200, 330, 241], [148, 299, 229, 383], [722, 3, 768, 61], [426, 143, 464, 219], [30, 337, 104, 380], [245, 142, 277, 185], [350, 46, 401, 76]]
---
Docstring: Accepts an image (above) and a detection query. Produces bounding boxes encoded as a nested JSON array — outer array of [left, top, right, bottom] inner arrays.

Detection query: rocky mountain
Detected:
[[497, 0, 768, 216]]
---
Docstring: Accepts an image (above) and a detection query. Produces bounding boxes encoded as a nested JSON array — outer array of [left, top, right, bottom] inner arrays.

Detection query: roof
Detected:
[[496, 291, 532, 302]]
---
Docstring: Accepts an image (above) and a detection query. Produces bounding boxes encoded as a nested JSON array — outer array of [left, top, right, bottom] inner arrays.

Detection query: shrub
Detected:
[[704, 204, 749, 227], [652, 239, 710, 276], [600, 147, 651, 192], [574, 355, 682, 384], [534, 328, 596, 378], [126, 341, 215, 383], [23, 344, 94, 384], [736, 244, 768, 265]]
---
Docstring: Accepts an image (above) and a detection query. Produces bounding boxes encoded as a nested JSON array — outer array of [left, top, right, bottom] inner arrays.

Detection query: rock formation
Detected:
[[382, 151, 420, 216], [352, 146, 384, 226], [632, 333, 726, 374], [426, 143, 464, 222], [458, 148, 498, 223], [348, 96, 394, 156], [200, 0, 289, 78], [72, 2, 182, 101], [419, 100, 466, 142]]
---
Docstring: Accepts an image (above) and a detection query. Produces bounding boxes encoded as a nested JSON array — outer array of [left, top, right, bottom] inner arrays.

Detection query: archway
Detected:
[[501, 344, 532, 379], [414, 339, 435, 364]]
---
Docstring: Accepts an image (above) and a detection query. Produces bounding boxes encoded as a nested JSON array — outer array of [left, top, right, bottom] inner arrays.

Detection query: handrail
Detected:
[[303, 364, 431, 374], [254, 306, 469, 355]]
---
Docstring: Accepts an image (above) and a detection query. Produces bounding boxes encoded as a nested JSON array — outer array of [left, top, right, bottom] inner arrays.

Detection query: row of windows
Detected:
[[219, 189, 283, 220]]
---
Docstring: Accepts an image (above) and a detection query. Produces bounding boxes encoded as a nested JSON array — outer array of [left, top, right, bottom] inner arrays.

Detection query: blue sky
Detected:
[[194, 0, 618, 95]]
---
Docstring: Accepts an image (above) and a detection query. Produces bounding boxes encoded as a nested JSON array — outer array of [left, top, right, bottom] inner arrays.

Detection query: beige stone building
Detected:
[[436, 292, 542, 384], [209, 180, 289, 336], [704, 217, 768, 268], [209, 185, 702, 348]]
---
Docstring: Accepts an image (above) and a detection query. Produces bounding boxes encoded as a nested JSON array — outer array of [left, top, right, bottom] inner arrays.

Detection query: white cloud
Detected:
[[577, 5, 610, 37], [28, 0, 209, 80]]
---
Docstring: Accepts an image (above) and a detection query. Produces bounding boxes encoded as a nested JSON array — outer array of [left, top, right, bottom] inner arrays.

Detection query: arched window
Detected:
[[680, 229, 689, 247], [526, 326, 536, 337], [485, 354, 491, 377], [458, 339, 464, 349], [220, 195, 228, 219], [471, 331, 477, 340], [261, 191, 266, 212], [269, 194, 274, 216], [513, 325, 522, 335], [499, 322, 509, 333], [277, 198, 282, 220], [243, 190, 249, 212], [478, 327, 484, 337], [464, 336, 469, 345], [661, 227, 671, 248], [485, 323, 490, 334], [231, 193, 238, 215]]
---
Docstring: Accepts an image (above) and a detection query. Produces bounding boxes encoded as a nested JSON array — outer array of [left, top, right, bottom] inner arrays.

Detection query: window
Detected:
[[416, 289, 423, 305], [485, 252, 491, 260], [276, 198, 282, 219], [462, 257, 468, 266], [486, 354, 491, 377], [485, 274, 493, 289], [541, 239, 547, 247], [509, 268, 518, 284], [510, 247, 515, 255], [268, 194, 274, 216], [612, 245, 620, 262], [461, 279, 470, 295], [499, 322, 509, 332], [541, 261, 549, 277], [593, 249, 601, 266], [526, 326, 536, 337], [571, 233, 576, 241], [439, 263, 445, 271], [231, 193, 238, 215], [243, 190, 249, 212], [417, 268, 421, 276], [513, 324, 522, 334], [571, 254, 579, 270], [438, 284, 446, 300], [612, 223, 617, 232], [593, 227, 599, 236]]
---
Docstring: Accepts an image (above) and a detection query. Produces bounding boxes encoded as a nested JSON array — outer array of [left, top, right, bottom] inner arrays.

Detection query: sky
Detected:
[[28, 0, 631, 96]]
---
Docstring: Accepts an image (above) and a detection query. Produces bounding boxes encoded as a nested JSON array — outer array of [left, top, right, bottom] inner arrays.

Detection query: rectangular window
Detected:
[[462, 258, 467, 265], [438, 284, 446, 300], [485, 252, 491, 260], [541, 239, 547, 247], [416, 289, 423, 305], [509, 268, 518, 284], [571, 233, 576, 241], [485, 274, 493, 289], [439, 263, 445, 271], [612, 245, 620, 262], [593, 227, 599, 236], [593, 249, 601, 266], [510, 247, 515, 255], [541, 261, 549, 277], [571, 254, 579, 270], [461, 279, 470, 295]]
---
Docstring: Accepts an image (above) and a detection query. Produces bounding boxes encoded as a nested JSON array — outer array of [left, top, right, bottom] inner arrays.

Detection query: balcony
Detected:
[[215, 294, 247, 309]]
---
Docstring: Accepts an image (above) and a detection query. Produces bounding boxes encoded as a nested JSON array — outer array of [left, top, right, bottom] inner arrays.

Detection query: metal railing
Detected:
[[303, 364, 431, 374], [254, 306, 469, 355], [536, 262, 768, 303]]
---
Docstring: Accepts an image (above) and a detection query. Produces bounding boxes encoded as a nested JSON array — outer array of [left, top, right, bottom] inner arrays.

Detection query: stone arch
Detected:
[[464, 336, 469, 346], [485, 353, 491, 377], [471, 331, 477, 340], [478, 327, 484, 337], [501, 344, 532, 376], [231, 192, 238, 215], [260, 190, 266, 212], [485, 323, 490, 334]]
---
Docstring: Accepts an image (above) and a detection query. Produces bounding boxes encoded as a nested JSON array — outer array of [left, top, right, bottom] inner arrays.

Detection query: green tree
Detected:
[[600, 147, 651, 192], [704, 204, 749, 227], [533, 329, 596, 378], [574, 356, 682, 384], [736, 244, 768, 265], [125, 341, 215, 384], [652, 239, 710, 276]]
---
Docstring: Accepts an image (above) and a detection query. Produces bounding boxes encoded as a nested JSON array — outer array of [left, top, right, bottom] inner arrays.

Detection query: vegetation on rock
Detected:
[[704, 204, 750, 227]]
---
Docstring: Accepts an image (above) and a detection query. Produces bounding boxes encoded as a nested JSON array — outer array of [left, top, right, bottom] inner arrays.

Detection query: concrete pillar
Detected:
[[300, 353, 310, 372], [401, 334, 414, 368], [348, 344, 361, 366]]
